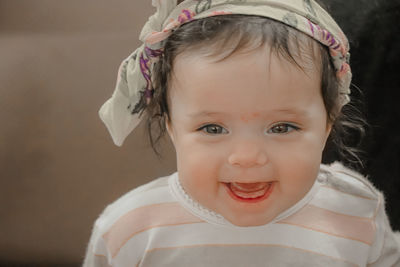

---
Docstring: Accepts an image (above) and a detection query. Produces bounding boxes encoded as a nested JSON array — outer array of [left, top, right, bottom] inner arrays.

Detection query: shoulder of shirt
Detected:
[[93, 172, 176, 233], [319, 161, 382, 203]]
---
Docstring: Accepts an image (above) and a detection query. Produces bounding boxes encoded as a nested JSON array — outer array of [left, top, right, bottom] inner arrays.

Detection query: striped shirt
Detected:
[[83, 162, 400, 267]]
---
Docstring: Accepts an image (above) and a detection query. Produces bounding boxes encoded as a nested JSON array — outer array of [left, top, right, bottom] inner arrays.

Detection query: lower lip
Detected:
[[224, 182, 274, 203]]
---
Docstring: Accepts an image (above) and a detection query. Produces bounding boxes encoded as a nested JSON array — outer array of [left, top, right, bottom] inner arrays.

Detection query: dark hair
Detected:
[[144, 14, 367, 167]]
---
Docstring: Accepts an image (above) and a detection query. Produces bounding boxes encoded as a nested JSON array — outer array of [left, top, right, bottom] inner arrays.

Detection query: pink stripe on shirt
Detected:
[[103, 202, 204, 258], [278, 204, 375, 245]]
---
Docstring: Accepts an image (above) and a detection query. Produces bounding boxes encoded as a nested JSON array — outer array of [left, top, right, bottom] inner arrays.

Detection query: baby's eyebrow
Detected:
[[188, 109, 308, 118], [187, 111, 226, 118], [272, 108, 308, 116]]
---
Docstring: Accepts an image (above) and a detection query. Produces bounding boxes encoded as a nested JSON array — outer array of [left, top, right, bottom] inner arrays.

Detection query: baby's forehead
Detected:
[[173, 37, 322, 78], [172, 43, 320, 87]]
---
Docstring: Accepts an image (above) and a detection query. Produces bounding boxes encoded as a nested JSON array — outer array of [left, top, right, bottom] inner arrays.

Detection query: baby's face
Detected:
[[166, 44, 331, 226]]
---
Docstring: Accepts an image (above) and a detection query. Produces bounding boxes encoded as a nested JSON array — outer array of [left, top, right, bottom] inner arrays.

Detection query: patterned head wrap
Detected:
[[99, 0, 351, 146]]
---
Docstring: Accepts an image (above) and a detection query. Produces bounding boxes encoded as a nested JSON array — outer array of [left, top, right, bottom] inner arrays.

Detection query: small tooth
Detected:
[[233, 189, 266, 199]]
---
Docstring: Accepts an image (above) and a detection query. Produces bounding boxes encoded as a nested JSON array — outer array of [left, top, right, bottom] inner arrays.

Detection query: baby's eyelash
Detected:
[[196, 123, 300, 135], [267, 123, 300, 134], [197, 124, 229, 135]]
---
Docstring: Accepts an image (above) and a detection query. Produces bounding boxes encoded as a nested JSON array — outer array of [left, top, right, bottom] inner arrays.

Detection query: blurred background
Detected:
[[0, 0, 398, 266]]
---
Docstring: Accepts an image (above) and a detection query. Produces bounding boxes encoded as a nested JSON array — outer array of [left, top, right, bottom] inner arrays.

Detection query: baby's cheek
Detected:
[[283, 162, 319, 197], [276, 146, 320, 190], [178, 144, 221, 184]]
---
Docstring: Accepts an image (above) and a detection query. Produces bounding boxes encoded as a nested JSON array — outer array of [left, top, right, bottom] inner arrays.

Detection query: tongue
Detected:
[[230, 182, 269, 192], [229, 182, 270, 199]]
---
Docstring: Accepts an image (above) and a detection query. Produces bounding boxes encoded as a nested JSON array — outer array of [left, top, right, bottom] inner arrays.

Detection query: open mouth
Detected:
[[224, 181, 274, 203]]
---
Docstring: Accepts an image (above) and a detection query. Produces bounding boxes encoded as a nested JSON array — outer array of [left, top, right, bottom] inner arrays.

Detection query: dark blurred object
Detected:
[[356, 0, 400, 231], [325, 0, 400, 230]]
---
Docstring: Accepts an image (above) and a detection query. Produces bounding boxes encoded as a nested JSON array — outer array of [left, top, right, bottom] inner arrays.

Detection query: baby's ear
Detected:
[[326, 121, 332, 132], [165, 119, 175, 144], [320, 122, 332, 152], [324, 122, 333, 142]]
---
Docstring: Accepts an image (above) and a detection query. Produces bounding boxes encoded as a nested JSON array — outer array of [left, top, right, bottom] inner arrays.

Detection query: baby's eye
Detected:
[[267, 123, 300, 134], [198, 124, 228, 135]]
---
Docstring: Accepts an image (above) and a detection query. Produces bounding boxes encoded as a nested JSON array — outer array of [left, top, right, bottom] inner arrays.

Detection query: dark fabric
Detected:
[[323, 0, 400, 230]]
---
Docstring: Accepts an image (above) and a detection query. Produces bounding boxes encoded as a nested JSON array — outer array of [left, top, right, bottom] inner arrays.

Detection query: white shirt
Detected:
[[83, 162, 400, 267]]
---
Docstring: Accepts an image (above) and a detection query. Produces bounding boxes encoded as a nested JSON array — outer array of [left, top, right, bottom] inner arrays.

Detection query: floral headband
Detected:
[[99, 0, 351, 146]]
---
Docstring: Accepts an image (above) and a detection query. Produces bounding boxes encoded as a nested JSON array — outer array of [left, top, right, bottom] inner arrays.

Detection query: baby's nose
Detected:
[[228, 141, 268, 168]]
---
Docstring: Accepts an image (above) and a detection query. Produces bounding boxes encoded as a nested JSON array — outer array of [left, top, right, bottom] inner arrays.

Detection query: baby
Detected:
[[83, 0, 400, 266]]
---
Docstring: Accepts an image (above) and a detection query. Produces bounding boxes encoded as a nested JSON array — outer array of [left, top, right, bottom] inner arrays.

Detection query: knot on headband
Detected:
[[99, 0, 352, 146]]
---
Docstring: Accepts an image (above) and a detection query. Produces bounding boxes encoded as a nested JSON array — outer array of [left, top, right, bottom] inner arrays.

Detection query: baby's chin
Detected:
[[225, 214, 274, 227], [219, 207, 278, 227]]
